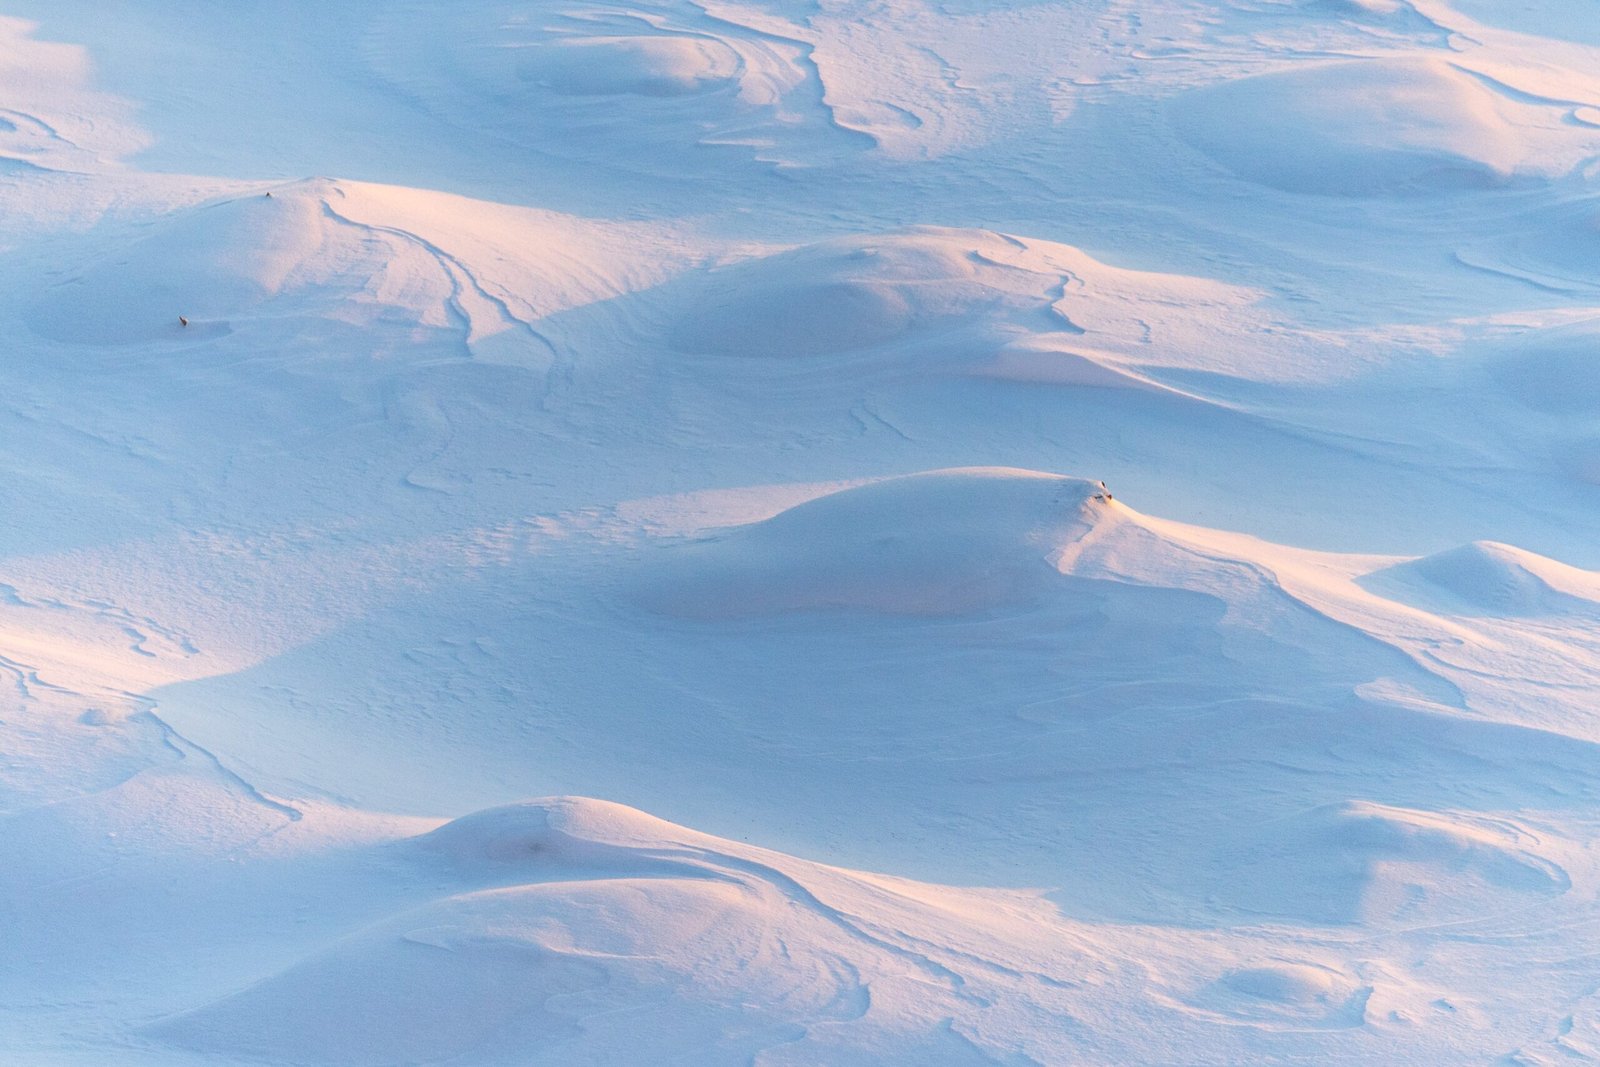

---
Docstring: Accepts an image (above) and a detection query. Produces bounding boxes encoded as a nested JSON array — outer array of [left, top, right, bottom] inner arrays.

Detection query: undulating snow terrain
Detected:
[[3, 1, 1600, 1063]]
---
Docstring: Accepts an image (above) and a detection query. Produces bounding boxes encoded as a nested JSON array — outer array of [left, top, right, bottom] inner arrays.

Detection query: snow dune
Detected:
[[1224, 799, 1570, 926], [668, 226, 1260, 390], [1170, 56, 1584, 197], [24, 177, 698, 360], [151, 799, 934, 1065], [1373, 540, 1600, 617], [637, 468, 1110, 616], [134, 794, 1576, 1064], [27, 181, 457, 346], [362, 0, 861, 175]]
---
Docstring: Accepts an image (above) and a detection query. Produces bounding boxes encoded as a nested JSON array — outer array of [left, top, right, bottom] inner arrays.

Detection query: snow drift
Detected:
[[1171, 56, 1586, 196], [637, 468, 1112, 616], [26, 180, 457, 347]]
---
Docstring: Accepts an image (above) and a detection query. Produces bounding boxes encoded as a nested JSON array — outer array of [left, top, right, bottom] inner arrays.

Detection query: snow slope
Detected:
[[2, 0, 1600, 1064]]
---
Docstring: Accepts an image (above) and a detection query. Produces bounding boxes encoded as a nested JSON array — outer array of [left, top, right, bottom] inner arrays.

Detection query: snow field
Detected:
[[1, 0, 1600, 1063]]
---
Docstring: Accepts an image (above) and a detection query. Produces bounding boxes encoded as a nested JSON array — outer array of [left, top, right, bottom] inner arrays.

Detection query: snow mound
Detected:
[[26, 180, 456, 347], [667, 227, 1254, 380], [1219, 963, 1345, 1003], [363, 2, 853, 174], [149, 878, 861, 1066], [669, 229, 1058, 360], [1228, 801, 1568, 925], [23, 178, 679, 363], [1171, 58, 1540, 196], [516, 35, 740, 97], [1369, 541, 1600, 617], [637, 468, 1115, 617], [416, 796, 696, 873], [147, 797, 985, 1065], [1190, 961, 1370, 1029], [983, 337, 1189, 394]]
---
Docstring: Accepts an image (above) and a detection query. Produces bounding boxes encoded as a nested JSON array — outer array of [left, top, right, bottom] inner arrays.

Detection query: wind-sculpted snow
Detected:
[[1170, 56, 1591, 197], [1223, 800, 1570, 926], [363, 0, 867, 177], [1190, 961, 1371, 1031], [152, 800, 963, 1065], [669, 229, 1072, 362], [1370, 540, 1600, 618], [24, 178, 697, 362], [131, 792, 1591, 1064], [1461, 198, 1600, 292], [26, 181, 456, 347], [0, 16, 147, 169], [517, 36, 742, 98], [668, 227, 1262, 391], [639, 468, 1108, 615], [6, 0, 1600, 1064]]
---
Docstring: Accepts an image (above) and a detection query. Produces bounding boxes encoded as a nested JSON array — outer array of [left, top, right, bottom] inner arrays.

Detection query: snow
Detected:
[[1374, 540, 1600, 617], [637, 469, 1108, 616], [1169, 55, 1586, 197], [3, 0, 1600, 1064]]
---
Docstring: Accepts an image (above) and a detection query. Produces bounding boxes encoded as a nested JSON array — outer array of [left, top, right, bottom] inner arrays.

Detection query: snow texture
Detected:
[[2, 0, 1600, 1064]]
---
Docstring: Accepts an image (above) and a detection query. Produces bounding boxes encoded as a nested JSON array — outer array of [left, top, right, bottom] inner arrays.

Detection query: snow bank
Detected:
[[669, 229, 1064, 361], [25, 180, 456, 347], [362, 1, 853, 174], [147, 797, 1005, 1065], [667, 226, 1260, 386], [637, 468, 1112, 617], [1371, 540, 1600, 617], [1188, 960, 1370, 1030], [1171, 57, 1560, 196], [1225, 800, 1568, 925]]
